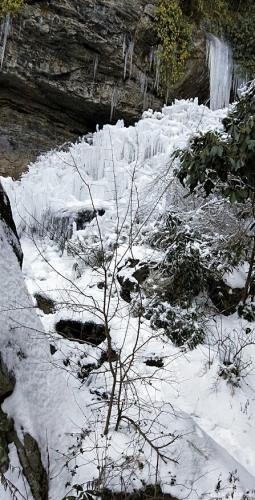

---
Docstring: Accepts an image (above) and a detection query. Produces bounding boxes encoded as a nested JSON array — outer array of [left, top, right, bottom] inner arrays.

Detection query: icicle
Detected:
[[154, 53, 161, 92], [93, 55, 99, 81], [110, 87, 118, 122], [149, 48, 154, 71], [123, 37, 135, 79], [0, 14, 11, 69], [128, 40, 134, 78], [124, 50, 128, 80], [122, 34, 126, 59], [207, 34, 233, 110], [147, 47, 161, 93], [137, 71, 148, 110]]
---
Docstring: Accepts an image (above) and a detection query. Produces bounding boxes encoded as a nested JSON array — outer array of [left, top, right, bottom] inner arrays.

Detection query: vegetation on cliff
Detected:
[[175, 81, 255, 304], [0, 0, 24, 16]]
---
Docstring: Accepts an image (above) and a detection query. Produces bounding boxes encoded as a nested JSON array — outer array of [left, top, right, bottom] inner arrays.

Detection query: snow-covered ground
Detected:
[[1, 99, 255, 499]]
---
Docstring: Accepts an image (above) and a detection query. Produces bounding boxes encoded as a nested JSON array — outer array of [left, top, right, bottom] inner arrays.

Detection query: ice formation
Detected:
[[207, 34, 233, 110], [0, 14, 11, 69], [149, 47, 161, 92], [3, 99, 225, 236], [93, 54, 99, 81], [110, 86, 119, 121], [123, 35, 135, 79]]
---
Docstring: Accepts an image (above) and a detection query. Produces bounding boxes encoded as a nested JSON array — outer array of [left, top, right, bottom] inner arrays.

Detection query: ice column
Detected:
[[207, 34, 233, 110]]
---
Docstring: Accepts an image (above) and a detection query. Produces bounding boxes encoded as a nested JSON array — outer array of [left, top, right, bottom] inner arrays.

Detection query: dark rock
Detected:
[[0, 0, 161, 177], [22, 434, 48, 500], [118, 279, 133, 303], [117, 259, 151, 302], [50, 344, 57, 355], [0, 182, 23, 266], [0, 361, 48, 495], [168, 29, 209, 104], [0, 408, 13, 473], [12, 431, 48, 500], [100, 348, 119, 364], [76, 347, 118, 381], [133, 265, 150, 283], [90, 389, 109, 401], [0, 361, 15, 475], [101, 485, 178, 499], [76, 208, 105, 230], [34, 292, 56, 315], [250, 274, 255, 299], [97, 281, 106, 289], [55, 319, 106, 345], [0, 1, 209, 177], [77, 362, 97, 380], [0, 404, 48, 499], [238, 302, 255, 322], [145, 357, 164, 368], [207, 275, 244, 315], [0, 356, 15, 403]]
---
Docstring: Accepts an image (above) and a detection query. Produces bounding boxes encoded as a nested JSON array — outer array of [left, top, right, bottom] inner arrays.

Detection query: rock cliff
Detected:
[[0, 0, 209, 177]]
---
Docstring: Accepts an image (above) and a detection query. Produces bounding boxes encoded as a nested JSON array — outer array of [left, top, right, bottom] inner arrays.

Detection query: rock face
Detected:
[[0, 181, 23, 264], [0, 0, 209, 177]]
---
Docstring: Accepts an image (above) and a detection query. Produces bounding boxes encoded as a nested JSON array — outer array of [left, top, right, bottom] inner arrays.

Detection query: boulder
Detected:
[[55, 319, 106, 345]]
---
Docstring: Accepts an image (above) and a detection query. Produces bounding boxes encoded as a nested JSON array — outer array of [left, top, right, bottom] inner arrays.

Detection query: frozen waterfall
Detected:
[[207, 34, 233, 110]]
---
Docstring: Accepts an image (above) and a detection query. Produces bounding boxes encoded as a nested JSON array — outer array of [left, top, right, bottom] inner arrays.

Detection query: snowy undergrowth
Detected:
[[1, 99, 255, 499]]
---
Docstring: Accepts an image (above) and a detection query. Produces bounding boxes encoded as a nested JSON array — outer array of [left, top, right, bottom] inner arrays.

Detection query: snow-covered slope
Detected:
[[0, 189, 98, 499], [1, 99, 255, 499]]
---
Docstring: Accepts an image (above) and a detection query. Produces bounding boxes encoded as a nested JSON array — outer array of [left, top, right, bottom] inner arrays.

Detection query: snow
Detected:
[[0, 218, 100, 499], [1, 98, 255, 499], [224, 264, 249, 289]]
